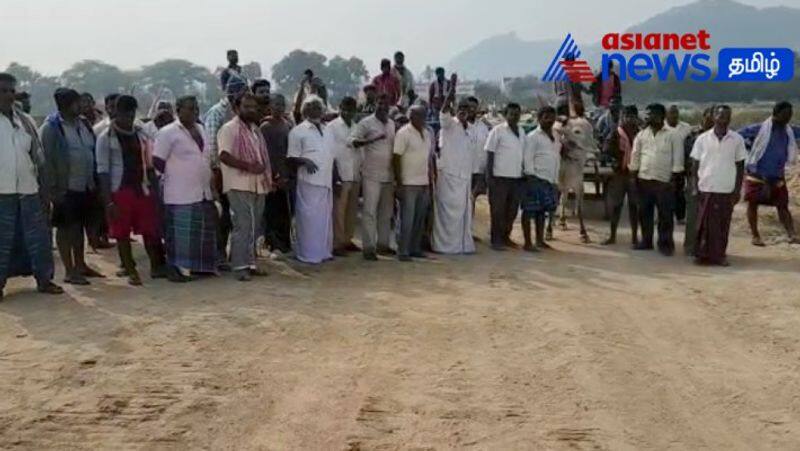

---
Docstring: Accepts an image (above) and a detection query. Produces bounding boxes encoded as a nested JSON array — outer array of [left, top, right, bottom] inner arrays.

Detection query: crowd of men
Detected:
[[0, 49, 797, 299]]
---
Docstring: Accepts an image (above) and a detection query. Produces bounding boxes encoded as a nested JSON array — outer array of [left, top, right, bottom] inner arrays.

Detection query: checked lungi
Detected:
[[164, 201, 218, 273], [0, 194, 55, 289]]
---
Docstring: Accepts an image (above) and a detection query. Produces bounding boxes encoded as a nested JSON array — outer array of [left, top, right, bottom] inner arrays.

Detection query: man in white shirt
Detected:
[[288, 97, 336, 265], [629, 103, 685, 255], [93, 93, 119, 137], [666, 105, 693, 224], [0, 73, 63, 299], [521, 107, 560, 251], [485, 103, 525, 251], [350, 94, 396, 260], [153, 95, 217, 282], [689, 105, 746, 266], [218, 93, 272, 280], [467, 96, 491, 206], [433, 91, 476, 255], [329, 97, 360, 256], [393, 106, 432, 261]]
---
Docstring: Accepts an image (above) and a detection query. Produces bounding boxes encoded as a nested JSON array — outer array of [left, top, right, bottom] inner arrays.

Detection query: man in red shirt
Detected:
[[371, 59, 401, 107]]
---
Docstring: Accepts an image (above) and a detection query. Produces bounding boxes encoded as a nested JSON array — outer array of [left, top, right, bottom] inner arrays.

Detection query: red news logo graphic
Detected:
[[560, 58, 596, 83]]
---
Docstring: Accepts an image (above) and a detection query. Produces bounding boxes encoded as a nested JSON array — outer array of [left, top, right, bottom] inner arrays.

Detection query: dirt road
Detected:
[[1, 209, 799, 450]]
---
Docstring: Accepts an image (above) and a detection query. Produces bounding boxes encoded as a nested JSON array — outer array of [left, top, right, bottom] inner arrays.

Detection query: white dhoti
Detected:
[[432, 171, 475, 254], [295, 181, 334, 264]]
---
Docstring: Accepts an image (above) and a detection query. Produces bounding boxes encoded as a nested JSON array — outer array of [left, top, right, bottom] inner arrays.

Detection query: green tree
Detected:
[[138, 59, 221, 111], [4, 63, 40, 91], [326, 56, 368, 105], [271, 50, 328, 94], [241, 62, 263, 81], [60, 60, 130, 99]]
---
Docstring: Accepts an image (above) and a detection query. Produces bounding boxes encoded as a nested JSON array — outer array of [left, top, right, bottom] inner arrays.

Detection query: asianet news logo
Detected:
[[542, 31, 795, 83]]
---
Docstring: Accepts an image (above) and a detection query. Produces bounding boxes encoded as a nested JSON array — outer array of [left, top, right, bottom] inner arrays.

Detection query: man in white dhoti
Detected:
[[287, 96, 335, 264], [553, 102, 596, 243], [433, 86, 476, 254]]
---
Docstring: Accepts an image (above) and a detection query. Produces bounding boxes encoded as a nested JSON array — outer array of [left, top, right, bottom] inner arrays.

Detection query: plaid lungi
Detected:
[[520, 176, 560, 214], [164, 201, 218, 273], [0, 194, 55, 288]]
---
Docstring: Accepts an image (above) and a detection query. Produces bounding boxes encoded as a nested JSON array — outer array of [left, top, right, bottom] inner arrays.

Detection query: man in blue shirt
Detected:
[[738, 101, 799, 246]]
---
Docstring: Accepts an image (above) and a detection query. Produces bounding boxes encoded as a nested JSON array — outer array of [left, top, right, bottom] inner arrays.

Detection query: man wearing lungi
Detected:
[[288, 96, 335, 264], [689, 105, 746, 266], [0, 73, 63, 299], [521, 107, 560, 252], [432, 88, 475, 255], [738, 101, 799, 246], [153, 96, 217, 282]]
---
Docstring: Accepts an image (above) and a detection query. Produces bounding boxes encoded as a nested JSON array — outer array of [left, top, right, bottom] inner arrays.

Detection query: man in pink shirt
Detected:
[[153, 96, 218, 283], [371, 59, 401, 107]]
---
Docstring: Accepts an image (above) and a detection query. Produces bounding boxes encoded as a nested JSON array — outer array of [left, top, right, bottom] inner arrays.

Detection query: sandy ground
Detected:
[[1, 200, 799, 451]]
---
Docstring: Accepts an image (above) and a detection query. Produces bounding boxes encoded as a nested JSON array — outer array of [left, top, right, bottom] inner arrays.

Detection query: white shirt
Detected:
[[666, 121, 692, 145], [629, 126, 684, 183], [0, 112, 39, 195], [327, 117, 359, 182], [393, 123, 431, 186], [469, 119, 491, 174], [438, 111, 474, 180], [485, 122, 525, 178], [93, 117, 111, 137], [349, 115, 396, 183], [141, 121, 160, 141], [153, 121, 214, 205], [690, 128, 747, 194], [288, 120, 334, 188], [524, 128, 561, 184]]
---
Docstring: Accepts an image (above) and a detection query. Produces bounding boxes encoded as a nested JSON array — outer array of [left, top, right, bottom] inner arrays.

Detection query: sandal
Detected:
[[37, 282, 65, 295], [64, 275, 90, 286], [81, 267, 106, 278], [127, 271, 143, 286]]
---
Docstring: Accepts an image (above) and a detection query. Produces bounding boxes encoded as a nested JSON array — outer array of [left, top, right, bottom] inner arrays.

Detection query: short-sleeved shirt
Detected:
[[62, 120, 96, 192], [524, 128, 561, 184], [438, 112, 474, 180], [371, 73, 401, 106], [350, 114, 396, 183], [484, 122, 525, 178], [690, 129, 746, 194], [153, 121, 214, 205], [665, 121, 693, 147], [288, 120, 334, 188], [629, 126, 684, 183], [327, 117, 360, 182], [469, 119, 491, 174], [0, 112, 38, 195], [393, 124, 431, 186], [218, 117, 269, 194]]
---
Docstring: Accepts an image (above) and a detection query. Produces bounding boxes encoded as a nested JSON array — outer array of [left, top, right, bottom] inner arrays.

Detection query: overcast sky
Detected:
[[3, 0, 797, 76]]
